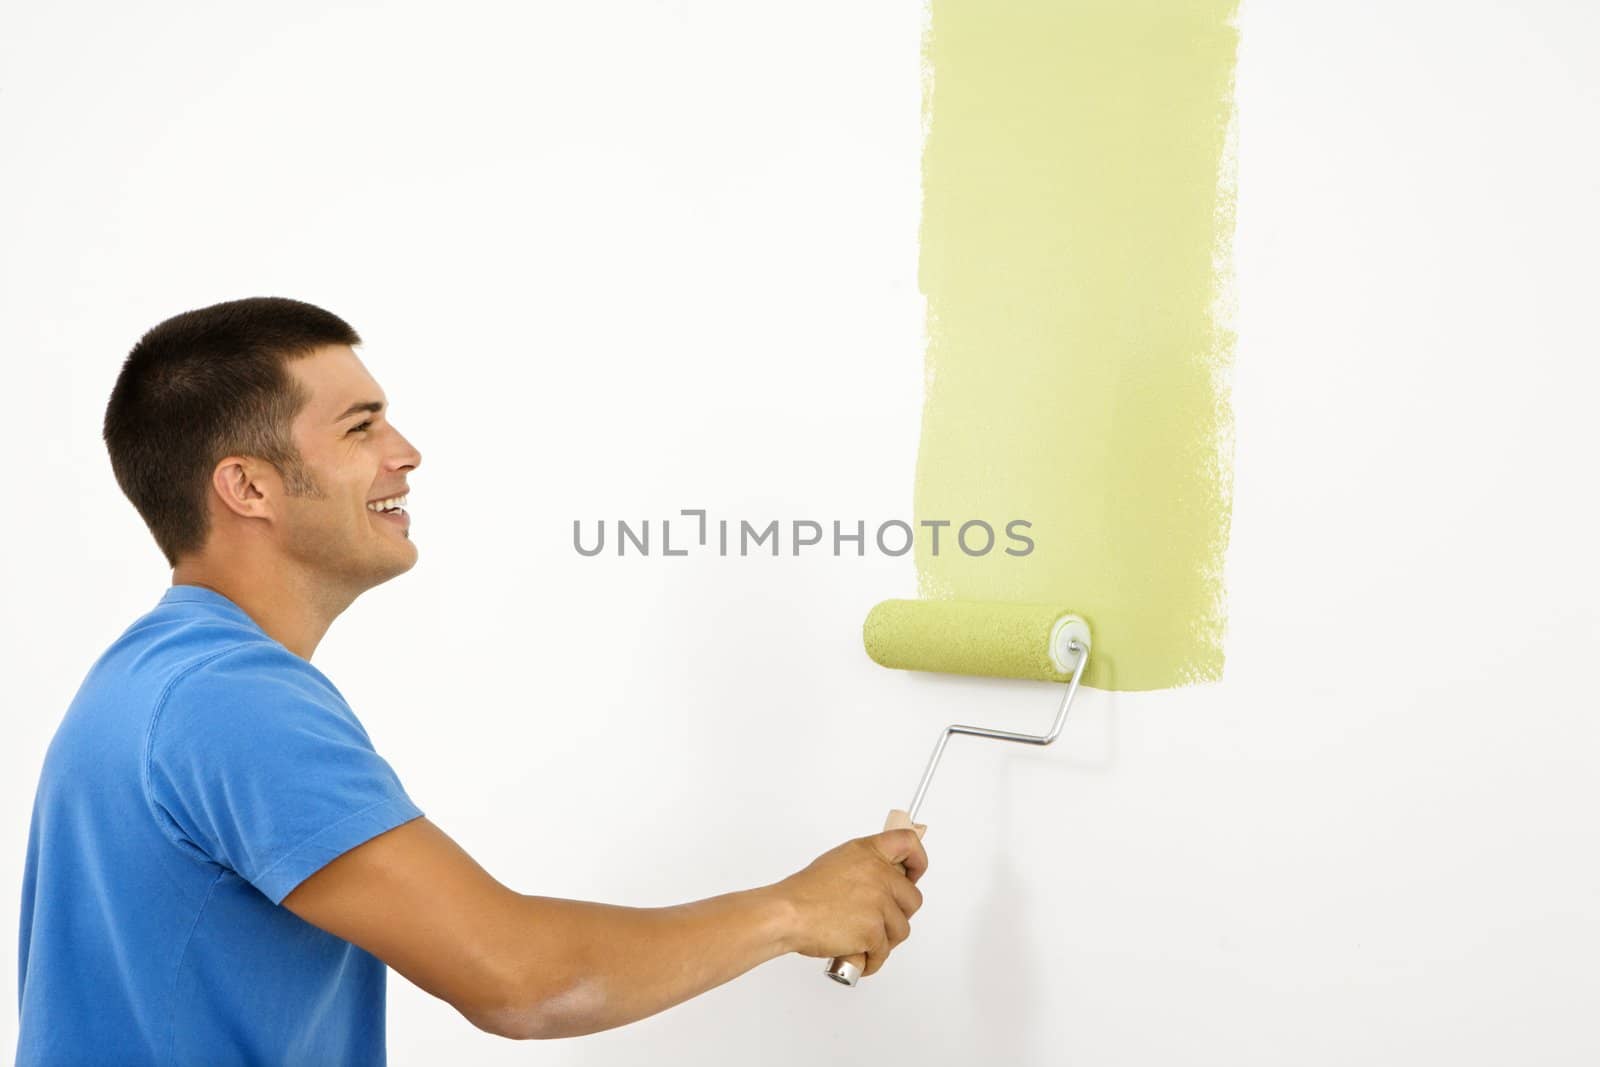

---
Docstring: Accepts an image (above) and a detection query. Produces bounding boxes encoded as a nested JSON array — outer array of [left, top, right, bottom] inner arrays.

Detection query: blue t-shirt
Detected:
[[16, 585, 424, 1065]]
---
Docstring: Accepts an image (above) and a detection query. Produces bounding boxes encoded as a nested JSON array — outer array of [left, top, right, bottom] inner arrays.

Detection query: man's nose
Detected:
[[389, 428, 421, 473]]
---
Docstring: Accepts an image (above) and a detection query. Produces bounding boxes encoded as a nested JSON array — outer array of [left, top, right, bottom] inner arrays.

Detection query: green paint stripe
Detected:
[[913, 0, 1240, 691]]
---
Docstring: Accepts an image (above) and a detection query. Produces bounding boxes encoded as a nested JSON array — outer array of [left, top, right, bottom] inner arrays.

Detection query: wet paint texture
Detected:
[[914, 0, 1240, 690]]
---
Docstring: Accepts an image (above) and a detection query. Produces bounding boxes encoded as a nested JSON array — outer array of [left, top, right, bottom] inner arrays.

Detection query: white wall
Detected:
[[3, 1, 1597, 1063]]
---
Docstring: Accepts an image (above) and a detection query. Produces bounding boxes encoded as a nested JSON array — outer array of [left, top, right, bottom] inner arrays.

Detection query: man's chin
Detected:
[[358, 542, 419, 592], [383, 541, 419, 576]]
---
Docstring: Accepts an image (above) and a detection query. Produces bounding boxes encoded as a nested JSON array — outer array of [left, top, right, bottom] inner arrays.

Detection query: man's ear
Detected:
[[210, 456, 276, 522]]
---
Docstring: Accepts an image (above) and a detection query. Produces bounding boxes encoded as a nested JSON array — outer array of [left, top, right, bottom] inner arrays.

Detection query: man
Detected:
[[16, 297, 928, 1064]]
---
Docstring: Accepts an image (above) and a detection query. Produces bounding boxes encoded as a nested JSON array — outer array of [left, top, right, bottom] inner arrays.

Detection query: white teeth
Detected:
[[367, 494, 408, 512]]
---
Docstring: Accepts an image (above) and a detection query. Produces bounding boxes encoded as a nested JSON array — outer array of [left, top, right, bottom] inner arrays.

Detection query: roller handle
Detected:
[[824, 808, 924, 987]]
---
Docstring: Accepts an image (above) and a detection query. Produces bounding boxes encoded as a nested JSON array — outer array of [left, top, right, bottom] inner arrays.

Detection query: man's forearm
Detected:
[[491, 884, 795, 1039]]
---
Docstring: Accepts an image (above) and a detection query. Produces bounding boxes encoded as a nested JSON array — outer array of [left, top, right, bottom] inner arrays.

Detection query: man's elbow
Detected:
[[457, 971, 609, 1041], [462, 999, 550, 1042]]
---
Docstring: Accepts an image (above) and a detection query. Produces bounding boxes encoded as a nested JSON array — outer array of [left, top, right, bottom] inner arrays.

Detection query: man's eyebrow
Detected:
[[333, 400, 385, 423]]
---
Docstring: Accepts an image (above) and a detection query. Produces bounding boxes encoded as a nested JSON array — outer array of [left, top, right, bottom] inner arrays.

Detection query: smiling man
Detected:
[[15, 297, 928, 1065]]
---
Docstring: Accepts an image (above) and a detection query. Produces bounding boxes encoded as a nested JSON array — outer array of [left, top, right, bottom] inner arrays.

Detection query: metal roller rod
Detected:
[[905, 639, 1090, 823], [823, 636, 1092, 988]]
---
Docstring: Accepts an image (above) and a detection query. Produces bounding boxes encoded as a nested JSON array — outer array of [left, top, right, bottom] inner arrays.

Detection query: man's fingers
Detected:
[[873, 828, 929, 885], [862, 927, 891, 977], [864, 902, 911, 977], [885, 902, 911, 948], [889, 871, 923, 920]]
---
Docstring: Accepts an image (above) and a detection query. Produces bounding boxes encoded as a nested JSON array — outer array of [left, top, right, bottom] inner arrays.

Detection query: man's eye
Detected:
[[349, 420, 373, 434]]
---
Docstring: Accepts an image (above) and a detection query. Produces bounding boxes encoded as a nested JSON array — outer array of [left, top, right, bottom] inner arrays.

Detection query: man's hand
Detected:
[[774, 824, 929, 978]]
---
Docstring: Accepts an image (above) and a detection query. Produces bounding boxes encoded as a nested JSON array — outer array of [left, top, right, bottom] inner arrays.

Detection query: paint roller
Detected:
[[824, 598, 1092, 987]]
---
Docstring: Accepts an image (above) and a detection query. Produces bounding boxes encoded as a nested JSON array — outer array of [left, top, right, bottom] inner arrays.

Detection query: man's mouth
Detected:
[[367, 493, 410, 530]]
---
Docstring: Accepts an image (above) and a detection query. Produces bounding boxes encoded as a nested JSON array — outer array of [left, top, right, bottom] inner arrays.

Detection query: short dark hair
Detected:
[[103, 297, 362, 567]]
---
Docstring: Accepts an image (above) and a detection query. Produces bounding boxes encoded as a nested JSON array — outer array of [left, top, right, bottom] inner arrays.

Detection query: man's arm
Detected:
[[280, 816, 926, 1040]]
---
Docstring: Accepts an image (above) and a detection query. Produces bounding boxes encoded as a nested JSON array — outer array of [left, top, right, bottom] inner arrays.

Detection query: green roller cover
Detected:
[[862, 599, 1091, 683]]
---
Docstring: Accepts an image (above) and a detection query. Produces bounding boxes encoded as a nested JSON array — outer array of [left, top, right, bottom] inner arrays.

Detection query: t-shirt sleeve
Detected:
[[144, 643, 424, 905]]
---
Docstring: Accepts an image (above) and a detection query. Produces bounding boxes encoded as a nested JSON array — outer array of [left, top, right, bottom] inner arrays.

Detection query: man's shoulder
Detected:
[[178, 637, 336, 690], [65, 607, 278, 724], [144, 645, 372, 780], [162, 639, 351, 725], [105, 592, 337, 699]]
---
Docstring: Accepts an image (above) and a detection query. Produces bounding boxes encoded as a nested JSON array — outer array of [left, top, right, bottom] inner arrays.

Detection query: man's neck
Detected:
[[170, 558, 356, 661]]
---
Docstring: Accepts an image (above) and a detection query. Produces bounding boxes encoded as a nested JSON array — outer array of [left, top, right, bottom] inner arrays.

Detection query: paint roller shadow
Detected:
[[963, 782, 1045, 1059], [1068, 647, 1120, 776], [1046, 684, 1116, 776]]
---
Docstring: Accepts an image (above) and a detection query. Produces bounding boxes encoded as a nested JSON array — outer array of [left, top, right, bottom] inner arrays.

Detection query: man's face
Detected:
[[275, 344, 422, 591]]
